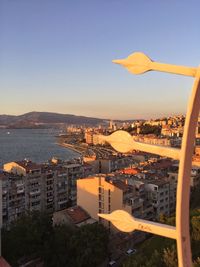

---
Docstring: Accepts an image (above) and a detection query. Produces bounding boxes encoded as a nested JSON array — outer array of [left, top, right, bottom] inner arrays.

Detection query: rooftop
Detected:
[[65, 206, 91, 224], [118, 168, 140, 175], [111, 180, 133, 192], [15, 160, 41, 172]]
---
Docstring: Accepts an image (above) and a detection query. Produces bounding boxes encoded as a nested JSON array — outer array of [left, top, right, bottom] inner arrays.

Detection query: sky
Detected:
[[1, 0, 200, 120]]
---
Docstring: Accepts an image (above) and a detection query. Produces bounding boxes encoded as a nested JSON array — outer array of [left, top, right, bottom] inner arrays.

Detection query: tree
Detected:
[[2, 214, 109, 267], [42, 224, 75, 267], [69, 223, 109, 267], [123, 249, 163, 267], [163, 245, 178, 267], [2, 211, 53, 266], [191, 216, 200, 241], [140, 124, 161, 136]]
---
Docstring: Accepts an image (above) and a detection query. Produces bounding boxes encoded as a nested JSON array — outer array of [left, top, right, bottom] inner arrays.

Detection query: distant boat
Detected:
[[7, 131, 10, 135], [55, 133, 68, 138]]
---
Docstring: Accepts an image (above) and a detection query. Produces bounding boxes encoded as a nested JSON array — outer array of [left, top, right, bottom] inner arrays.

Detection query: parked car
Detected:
[[126, 248, 137, 255], [108, 260, 116, 266]]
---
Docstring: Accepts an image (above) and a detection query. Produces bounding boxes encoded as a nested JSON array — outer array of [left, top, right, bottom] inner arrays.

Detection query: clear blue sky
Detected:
[[1, 0, 200, 119]]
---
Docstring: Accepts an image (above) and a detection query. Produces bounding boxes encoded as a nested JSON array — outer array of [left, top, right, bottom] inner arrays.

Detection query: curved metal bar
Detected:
[[176, 68, 200, 267], [113, 52, 197, 77], [99, 52, 200, 267], [99, 131, 181, 159], [99, 210, 177, 239]]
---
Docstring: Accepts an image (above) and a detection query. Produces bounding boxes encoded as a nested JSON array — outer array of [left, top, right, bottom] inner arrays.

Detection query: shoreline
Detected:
[[57, 142, 83, 155]]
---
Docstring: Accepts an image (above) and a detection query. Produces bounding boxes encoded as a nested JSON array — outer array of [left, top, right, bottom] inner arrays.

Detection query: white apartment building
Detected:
[[145, 180, 170, 218], [133, 135, 171, 147]]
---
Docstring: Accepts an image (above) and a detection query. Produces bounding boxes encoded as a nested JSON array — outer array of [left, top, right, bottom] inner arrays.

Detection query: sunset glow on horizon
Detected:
[[1, 1, 200, 119]]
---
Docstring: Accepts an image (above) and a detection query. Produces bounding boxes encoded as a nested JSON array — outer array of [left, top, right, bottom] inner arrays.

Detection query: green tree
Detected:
[[2, 211, 53, 266], [69, 223, 109, 267], [42, 224, 75, 267], [140, 124, 161, 136]]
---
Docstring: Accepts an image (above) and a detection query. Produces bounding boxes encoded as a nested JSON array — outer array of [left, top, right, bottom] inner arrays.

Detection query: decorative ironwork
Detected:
[[98, 52, 200, 267]]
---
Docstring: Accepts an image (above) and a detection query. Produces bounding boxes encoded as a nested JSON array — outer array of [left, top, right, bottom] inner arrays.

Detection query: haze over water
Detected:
[[0, 129, 79, 168]]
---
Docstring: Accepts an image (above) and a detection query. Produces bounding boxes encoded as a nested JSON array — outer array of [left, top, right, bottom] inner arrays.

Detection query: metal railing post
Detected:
[[98, 52, 200, 267]]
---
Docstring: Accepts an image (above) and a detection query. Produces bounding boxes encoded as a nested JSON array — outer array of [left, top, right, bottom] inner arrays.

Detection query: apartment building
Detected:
[[1, 159, 85, 227], [122, 177, 154, 220], [133, 135, 171, 146], [1, 172, 25, 226], [77, 175, 133, 227], [168, 165, 200, 189], [76, 174, 154, 231], [85, 131, 93, 145], [4, 161, 43, 212], [167, 171, 178, 214], [145, 180, 170, 218], [84, 156, 135, 174]]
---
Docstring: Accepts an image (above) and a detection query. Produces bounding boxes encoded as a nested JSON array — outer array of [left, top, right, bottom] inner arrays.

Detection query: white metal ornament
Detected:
[[98, 52, 200, 267]]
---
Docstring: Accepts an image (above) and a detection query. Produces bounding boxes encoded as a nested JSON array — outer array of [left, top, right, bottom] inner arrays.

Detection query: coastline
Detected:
[[57, 142, 83, 155]]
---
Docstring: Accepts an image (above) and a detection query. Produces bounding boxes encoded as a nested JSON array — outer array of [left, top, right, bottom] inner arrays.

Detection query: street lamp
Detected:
[[98, 52, 200, 267]]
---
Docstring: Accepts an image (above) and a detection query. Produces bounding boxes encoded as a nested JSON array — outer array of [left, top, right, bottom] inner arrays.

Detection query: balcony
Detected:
[[17, 189, 25, 194], [58, 199, 68, 205], [29, 189, 40, 196]]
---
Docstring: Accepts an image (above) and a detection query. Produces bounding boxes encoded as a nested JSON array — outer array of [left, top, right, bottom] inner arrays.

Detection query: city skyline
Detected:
[[1, 1, 200, 119]]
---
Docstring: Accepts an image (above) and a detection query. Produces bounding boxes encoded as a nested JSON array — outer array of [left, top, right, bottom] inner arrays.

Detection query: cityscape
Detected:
[[1, 114, 200, 266], [1, 1, 200, 267]]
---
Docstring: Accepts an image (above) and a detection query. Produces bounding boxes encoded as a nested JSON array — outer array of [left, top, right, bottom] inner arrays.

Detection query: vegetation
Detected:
[[2, 211, 109, 267], [139, 124, 161, 135]]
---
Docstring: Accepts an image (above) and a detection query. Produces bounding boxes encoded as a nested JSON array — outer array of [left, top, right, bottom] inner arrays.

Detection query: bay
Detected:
[[0, 128, 79, 168]]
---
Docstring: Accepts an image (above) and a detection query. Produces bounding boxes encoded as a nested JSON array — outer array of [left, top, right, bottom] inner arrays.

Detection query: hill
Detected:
[[0, 112, 106, 128]]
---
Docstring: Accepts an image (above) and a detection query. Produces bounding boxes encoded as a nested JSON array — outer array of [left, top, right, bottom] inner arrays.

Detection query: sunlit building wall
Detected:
[[77, 176, 132, 228]]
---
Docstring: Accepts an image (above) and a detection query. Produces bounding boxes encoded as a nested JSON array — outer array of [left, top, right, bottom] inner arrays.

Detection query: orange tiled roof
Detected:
[[65, 206, 90, 224], [118, 168, 140, 175]]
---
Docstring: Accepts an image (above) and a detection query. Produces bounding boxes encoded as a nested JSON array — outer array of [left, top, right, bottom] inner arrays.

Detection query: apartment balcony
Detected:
[[57, 188, 67, 194], [28, 173, 41, 179], [46, 174, 54, 180], [16, 183, 24, 187], [58, 173, 67, 177], [17, 189, 25, 194], [46, 186, 53, 191], [3, 190, 8, 195], [47, 197, 53, 203], [71, 195, 77, 201], [29, 189, 40, 196], [132, 199, 144, 209], [58, 199, 68, 205], [2, 203, 7, 209]]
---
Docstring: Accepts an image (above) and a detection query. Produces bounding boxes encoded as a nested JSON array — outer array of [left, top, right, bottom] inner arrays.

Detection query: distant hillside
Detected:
[[0, 112, 106, 128]]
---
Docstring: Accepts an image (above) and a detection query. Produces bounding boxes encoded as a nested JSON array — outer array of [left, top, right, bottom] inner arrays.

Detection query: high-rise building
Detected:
[[1, 159, 85, 227]]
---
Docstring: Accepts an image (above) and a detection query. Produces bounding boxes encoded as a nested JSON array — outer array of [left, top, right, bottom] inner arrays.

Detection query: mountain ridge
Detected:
[[0, 111, 106, 128], [0, 111, 140, 128]]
